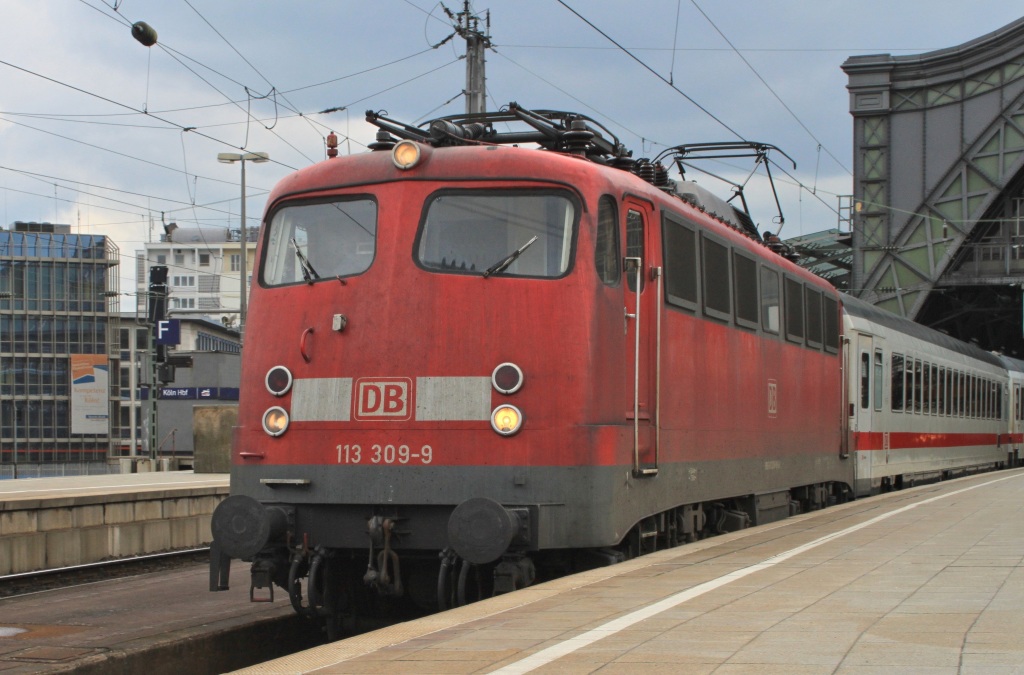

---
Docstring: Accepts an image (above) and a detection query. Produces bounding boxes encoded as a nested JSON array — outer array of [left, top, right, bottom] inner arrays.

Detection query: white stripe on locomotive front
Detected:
[[291, 376, 491, 422]]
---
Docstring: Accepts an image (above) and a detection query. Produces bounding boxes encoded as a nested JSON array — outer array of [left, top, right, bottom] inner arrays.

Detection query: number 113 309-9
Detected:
[[336, 444, 433, 464]]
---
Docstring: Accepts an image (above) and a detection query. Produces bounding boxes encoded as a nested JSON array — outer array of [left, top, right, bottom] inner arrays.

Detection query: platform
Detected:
[[0, 472, 229, 575], [237, 469, 1024, 674]]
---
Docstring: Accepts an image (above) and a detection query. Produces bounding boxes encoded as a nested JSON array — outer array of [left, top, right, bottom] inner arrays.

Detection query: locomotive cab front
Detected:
[[210, 137, 632, 625]]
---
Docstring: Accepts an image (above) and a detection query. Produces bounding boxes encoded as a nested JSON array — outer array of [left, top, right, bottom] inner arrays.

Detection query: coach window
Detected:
[[913, 359, 923, 413], [594, 196, 620, 286], [860, 352, 870, 409], [891, 354, 905, 412], [760, 267, 780, 333], [923, 362, 931, 415], [938, 367, 946, 416], [701, 234, 731, 322], [662, 213, 698, 311], [873, 349, 883, 411], [968, 376, 976, 417], [784, 277, 804, 343], [263, 197, 378, 286], [953, 372, 959, 416], [964, 375, 971, 417], [733, 251, 758, 330]]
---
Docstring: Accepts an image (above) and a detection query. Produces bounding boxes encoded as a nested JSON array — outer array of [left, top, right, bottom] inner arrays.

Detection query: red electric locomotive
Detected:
[[209, 104, 853, 634]]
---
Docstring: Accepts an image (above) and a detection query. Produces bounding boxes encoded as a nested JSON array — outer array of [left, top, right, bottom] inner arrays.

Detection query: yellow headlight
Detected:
[[491, 404, 523, 436], [392, 140, 421, 170], [263, 407, 290, 436]]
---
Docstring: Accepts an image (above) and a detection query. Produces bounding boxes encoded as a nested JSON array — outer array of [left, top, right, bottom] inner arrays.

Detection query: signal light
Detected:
[[492, 362, 524, 395], [265, 366, 293, 397]]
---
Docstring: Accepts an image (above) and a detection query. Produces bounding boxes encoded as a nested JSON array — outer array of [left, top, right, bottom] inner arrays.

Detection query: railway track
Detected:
[[0, 548, 211, 599]]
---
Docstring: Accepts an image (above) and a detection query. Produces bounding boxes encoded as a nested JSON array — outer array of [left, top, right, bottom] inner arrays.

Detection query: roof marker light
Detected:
[[392, 140, 421, 170]]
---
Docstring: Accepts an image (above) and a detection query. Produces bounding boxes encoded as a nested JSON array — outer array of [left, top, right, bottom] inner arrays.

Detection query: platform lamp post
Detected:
[[217, 151, 269, 341]]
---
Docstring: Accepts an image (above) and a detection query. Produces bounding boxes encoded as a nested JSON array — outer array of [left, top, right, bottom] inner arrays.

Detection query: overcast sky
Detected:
[[2, 1, 1023, 307]]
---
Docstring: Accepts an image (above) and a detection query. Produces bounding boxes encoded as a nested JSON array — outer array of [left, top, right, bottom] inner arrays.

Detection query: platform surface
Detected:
[[237, 469, 1024, 674], [0, 472, 229, 504]]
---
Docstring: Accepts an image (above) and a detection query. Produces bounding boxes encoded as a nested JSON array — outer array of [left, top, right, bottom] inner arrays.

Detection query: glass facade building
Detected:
[[0, 224, 120, 466]]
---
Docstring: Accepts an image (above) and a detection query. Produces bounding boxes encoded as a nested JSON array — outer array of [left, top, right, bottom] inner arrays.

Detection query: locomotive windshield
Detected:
[[416, 191, 577, 278], [262, 198, 377, 286]]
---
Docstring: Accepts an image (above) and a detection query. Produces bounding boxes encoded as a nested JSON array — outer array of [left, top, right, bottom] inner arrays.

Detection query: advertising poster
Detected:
[[71, 354, 109, 434]]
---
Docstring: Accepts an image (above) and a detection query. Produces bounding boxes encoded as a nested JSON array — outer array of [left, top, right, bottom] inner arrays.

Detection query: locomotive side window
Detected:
[[263, 198, 377, 286], [806, 289, 823, 349], [733, 251, 758, 330], [594, 196, 620, 286], [701, 234, 731, 321], [662, 213, 699, 311], [823, 295, 839, 353], [784, 277, 804, 343], [760, 267, 780, 334], [625, 209, 644, 291], [891, 354, 905, 412], [417, 191, 577, 278]]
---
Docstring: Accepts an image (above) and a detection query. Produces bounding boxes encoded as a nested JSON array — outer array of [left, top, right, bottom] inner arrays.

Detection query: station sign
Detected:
[[158, 387, 240, 401]]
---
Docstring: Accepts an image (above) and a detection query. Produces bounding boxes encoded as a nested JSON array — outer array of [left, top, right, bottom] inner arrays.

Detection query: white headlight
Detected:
[[491, 405, 523, 436]]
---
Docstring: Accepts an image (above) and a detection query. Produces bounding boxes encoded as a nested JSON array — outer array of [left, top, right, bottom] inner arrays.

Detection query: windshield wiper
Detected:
[[482, 235, 538, 278], [290, 237, 320, 283]]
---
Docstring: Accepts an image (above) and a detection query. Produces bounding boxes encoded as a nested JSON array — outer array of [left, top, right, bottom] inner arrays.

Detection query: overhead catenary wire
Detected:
[[554, 0, 747, 142], [688, 0, 852, 176]]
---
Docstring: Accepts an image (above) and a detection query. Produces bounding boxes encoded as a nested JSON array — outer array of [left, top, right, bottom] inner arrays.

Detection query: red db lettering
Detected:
[[354, 378, 411, 420], [384, 384, 404, 413]]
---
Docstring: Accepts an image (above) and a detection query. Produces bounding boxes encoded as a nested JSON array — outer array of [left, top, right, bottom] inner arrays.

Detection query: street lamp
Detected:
[[217, 151, 269, 339]]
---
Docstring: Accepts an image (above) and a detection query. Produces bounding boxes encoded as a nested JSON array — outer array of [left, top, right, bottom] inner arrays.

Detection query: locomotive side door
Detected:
[[622, 198, 659, 476]]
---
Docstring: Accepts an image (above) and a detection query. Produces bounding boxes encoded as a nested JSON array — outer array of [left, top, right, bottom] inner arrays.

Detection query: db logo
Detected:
[[767, 379, 778, 418], [354, 378, 412, 421]]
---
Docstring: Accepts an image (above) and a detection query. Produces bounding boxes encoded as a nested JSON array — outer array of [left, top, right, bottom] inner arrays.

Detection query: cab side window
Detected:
[[594, 196, 620, 286]]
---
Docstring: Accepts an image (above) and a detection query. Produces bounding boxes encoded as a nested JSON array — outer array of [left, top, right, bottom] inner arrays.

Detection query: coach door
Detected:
[[623, 198, 660, 476], [850, 333, 881, 448]]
